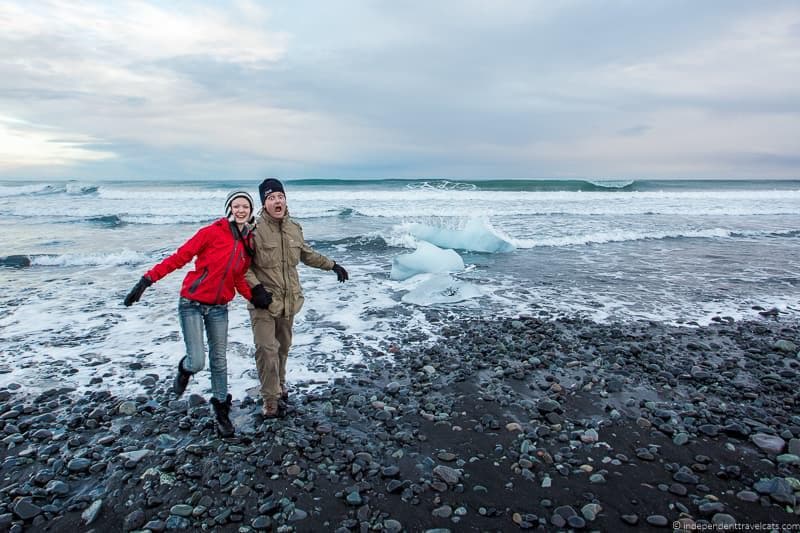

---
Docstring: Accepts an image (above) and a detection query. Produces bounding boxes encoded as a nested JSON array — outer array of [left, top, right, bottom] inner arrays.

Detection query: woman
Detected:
[[123, 190, 255, 437]]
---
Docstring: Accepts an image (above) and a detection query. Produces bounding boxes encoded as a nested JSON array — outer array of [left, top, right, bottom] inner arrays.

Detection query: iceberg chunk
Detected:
[[402, 274, 482, 305], [407, 218, 515, 253], [390, 241, 464, 281]]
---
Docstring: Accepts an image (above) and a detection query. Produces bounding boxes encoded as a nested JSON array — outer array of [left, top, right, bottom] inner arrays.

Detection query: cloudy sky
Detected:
[[1, 1, 799, 180]]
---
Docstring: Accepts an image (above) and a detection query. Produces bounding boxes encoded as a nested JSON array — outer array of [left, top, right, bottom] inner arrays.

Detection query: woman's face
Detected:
[[265, 192, 286, 220], [230, 197, 252, 225]]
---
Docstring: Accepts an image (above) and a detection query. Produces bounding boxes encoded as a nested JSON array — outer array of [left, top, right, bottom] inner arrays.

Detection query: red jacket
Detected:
[[145, 218, 253, 305]]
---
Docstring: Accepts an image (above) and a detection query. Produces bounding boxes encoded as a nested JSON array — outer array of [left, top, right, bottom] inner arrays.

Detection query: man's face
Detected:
[[265, 192, 286, 220]]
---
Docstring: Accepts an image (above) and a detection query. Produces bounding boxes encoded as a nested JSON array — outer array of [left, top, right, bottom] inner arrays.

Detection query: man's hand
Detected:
[[332, 262, 349, 283], [251, 284, 273, 309]]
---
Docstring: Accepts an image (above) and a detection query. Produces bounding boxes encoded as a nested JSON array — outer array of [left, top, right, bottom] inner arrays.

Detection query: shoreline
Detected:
[[1, 313, 799, 531]]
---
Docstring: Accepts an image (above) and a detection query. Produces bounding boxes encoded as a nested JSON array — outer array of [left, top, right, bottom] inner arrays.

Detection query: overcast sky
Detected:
[[1, 1, 799, 180]]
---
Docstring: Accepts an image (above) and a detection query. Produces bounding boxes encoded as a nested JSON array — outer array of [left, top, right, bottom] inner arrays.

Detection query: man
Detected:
[[247, 178, 349, 418]]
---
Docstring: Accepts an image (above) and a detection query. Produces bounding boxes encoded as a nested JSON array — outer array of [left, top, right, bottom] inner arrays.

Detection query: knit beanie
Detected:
[[258, 178, 285, 205], [224, 190, 255, 223]]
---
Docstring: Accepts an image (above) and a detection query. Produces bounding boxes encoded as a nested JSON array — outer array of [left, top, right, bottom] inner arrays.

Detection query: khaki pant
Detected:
[[249, 309, 294, 402]]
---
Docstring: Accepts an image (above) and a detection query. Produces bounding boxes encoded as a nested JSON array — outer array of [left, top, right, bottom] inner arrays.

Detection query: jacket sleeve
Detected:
[[235, 269, 252, 300], [145, 227, 208, 283], [300, 240, 335, 270], [245, 225, 262, 288]]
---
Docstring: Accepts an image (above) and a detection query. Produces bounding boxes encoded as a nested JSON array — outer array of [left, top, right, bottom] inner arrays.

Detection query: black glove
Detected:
[[332, 262, 349, 283], [124, 276, 153, 306], [251, 284, 273, 309]]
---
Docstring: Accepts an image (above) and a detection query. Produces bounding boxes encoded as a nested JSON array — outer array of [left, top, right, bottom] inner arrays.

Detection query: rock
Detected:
[[751, 433, 786, 454], [753, 477, 796, 505], [143, 520, 165, 532], [383, 519, 402, 533], [118, 450, 152, 464], [581, 503, 602, 521], [773, 339, 797, 353], [736, 490, 759, 502], [67, 458, 91, 473], [251, 516, 272, 530], [646, 515, 669, 527], [789, 438, 800, 456], [170, 504, 193, 517], [433, 465, 460, 485], [620, 513, 639, 526], [45, 480, 70, 496], [12, 499, 41, 520], [432, 505, 452, 518], [672, 433, 690, 446], [537, 399, 560, 413], [777, 454, 800, 465], [118, 401, 137, 415], [712, 514, 736, 526], [346, 492, 362, 506], [81, 500, 103, 525], [123, 509, 146, 531]]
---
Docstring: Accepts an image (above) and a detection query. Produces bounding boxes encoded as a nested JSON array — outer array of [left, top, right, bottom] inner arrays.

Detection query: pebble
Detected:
[[646, 515, 669, 527]]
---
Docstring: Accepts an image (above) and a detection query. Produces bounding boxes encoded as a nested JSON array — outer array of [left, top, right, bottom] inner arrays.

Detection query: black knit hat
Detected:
[[258, 178, 285, 205]]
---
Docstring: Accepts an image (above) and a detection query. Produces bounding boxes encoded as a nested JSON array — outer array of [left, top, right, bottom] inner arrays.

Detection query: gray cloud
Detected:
[[1, 0, 799, 179]]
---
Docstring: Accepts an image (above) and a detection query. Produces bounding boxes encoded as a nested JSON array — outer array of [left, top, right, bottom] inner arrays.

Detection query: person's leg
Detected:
[[176, 298, 206, 395], [275, 315, 294, 400], [204, 303, 229, 402], [204, 303, 234, 436], [249, 308, 281, 413]]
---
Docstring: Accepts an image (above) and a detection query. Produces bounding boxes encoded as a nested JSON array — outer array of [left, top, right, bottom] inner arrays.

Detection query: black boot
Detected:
[[173, 357, 192, 397], [210, 394, 235, 438]]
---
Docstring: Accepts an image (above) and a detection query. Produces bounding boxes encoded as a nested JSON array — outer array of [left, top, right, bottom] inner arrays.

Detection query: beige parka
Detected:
[[245, 210, 334, 317]]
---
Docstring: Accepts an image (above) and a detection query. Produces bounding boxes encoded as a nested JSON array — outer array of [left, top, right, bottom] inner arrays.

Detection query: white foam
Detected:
[[512, 227, 735, 248], [0, 183, 63, 197], [30, 249, 149, 267]]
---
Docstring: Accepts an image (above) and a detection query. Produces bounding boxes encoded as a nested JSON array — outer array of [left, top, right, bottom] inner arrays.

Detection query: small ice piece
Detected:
[[402, 274, 482, 305], [390, 241, 465, 281]]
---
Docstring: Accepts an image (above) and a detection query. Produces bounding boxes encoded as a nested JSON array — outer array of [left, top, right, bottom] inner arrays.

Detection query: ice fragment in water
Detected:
[[402, 274, 482, 305], [407, 219, 515, 253], [390, 241, 464, 281]]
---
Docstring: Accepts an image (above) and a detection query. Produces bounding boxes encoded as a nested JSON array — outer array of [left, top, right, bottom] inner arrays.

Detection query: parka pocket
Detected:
[[288, 243, 301, 266], [187, 267, 209, 294], [261, 243, 280, 267]]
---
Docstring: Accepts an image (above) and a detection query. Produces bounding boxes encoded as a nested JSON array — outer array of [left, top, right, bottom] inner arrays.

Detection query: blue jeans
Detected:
[[178, 297, 229, 401]]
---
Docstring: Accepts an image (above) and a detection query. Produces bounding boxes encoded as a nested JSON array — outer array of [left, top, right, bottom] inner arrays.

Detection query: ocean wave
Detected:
[[404, 180, 478, 192], [0, 183, 64, 197], [119, 215, 214, 225], [0, 255, 32, 268], [586, 179, 635, 189], [96, 188, 233, 200], [0, 182, 98, 198], [87, 215, 126, 227], [513, 228, 736, 248], [27, 250, 149, 267], [66, 183, 99, 195], [312, 234, 390, 252]]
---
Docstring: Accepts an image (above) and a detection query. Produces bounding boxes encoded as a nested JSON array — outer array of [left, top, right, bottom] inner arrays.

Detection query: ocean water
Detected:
[[1, 178, 799, 398]]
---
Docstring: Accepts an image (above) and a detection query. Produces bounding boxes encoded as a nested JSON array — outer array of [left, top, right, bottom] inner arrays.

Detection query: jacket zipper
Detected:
[[280, 222, 289, 317], [188, 267, 209, 293], [215, 229, 239, 304]]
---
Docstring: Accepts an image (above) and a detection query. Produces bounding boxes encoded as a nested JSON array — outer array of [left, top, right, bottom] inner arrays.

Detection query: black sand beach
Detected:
[[2, 311, 800, 532]]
